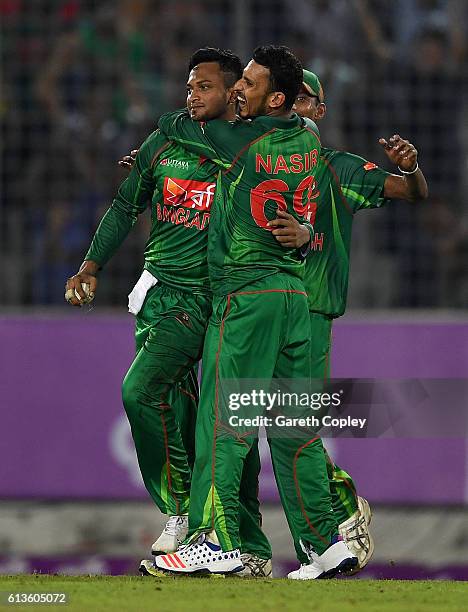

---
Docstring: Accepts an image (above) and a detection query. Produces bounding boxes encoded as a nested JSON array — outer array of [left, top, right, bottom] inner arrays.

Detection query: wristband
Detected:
[[398, 162, 419, 175]]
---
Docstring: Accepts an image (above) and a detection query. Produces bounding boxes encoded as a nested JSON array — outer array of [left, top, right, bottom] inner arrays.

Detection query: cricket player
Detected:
[[268, 70, 428, 578], [153, 45, 358, 578], [64, 48, 274, 576]]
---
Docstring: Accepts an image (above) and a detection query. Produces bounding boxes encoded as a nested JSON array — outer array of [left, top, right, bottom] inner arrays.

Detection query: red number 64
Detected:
[[250, 177, 318, 229]]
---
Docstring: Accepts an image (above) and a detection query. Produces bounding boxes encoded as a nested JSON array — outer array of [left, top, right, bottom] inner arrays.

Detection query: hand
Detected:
[[267, 209, 311, 248], [65, 267, 98, 307], [118, 149, 139, 170], [379, 134, 418, 172]]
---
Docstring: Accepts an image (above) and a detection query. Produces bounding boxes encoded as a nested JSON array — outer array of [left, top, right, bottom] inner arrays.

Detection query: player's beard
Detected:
[[241, 91, 271, 119], [191, 97, 230, 122], [256, 92, 272, 117]]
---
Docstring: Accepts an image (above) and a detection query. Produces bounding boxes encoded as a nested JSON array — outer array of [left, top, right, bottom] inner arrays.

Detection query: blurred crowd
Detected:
[[1, 0, 467, 308]]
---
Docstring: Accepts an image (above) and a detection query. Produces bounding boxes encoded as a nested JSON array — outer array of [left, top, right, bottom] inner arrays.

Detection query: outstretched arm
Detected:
[[65, 131, 167, 306], [379, 135, 429, 201]]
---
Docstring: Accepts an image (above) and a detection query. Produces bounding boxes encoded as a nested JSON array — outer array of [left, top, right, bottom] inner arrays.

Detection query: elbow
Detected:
[[408, 185, 429, 202], [415, 185, 429, 201]]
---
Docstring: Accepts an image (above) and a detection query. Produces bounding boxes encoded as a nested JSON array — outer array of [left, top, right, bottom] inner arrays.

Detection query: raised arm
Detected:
[[379, 134, 429, 201]]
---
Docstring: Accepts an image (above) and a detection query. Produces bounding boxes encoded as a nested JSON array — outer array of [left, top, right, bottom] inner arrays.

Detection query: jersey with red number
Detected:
[[158, 111, 321, 295], [304, 147, 391, 317], [85, 129, 218, 292]]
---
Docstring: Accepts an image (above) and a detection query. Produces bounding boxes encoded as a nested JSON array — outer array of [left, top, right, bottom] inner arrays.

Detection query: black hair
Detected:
[[188, 47, 243, 88], [252, 45, 303, 110]]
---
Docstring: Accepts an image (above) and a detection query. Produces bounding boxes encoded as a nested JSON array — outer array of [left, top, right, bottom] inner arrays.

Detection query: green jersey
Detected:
[[158, 111, 321, 295], [304, 147, 391, 317], [86, 129, 219, 292]]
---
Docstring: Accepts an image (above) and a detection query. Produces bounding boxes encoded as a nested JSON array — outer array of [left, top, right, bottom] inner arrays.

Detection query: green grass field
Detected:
[[1, 576, 467, 612]]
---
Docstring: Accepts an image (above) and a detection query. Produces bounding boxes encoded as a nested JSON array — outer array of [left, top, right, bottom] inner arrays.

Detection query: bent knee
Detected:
[[122, 373, 139, 417]]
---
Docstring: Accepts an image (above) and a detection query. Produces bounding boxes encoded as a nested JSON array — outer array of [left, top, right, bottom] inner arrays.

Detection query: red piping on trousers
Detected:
[[211, 288, 308, 529], [211, 294, 233, 528], [161, 410, 180, 515], [293, 436, 330, 547]]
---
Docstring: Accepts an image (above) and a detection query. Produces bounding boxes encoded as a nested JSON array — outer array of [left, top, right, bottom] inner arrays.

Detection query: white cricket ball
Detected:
[[75, 282, 94, 304]]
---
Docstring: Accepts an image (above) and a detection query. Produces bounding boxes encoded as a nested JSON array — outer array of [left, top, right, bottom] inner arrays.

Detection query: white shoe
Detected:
[[154, 531, 243, 575], [338, 496, 374, 573], [151, 515, 188, 555], [288, 538, 358, 580], [288, 561, 323, 580], [236, 554, 272, 578]]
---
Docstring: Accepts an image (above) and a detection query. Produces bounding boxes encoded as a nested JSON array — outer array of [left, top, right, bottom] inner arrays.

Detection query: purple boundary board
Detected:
[[0, 316, 467, 503]]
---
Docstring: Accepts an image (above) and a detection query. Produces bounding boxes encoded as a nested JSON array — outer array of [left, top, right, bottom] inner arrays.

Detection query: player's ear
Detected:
[[269, 91, 286, 110], [316, 102, 327, 120]]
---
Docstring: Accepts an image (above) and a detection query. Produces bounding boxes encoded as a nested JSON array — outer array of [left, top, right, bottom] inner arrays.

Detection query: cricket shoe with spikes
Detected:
[[139, 558, 225, 580], [139, 559, 172, 577], [288, 536, 358, 580], [235, 554, 273, 578], [152, 514, 188, 555], [154, 531, 243, 575], [338, 496, 374, 574]]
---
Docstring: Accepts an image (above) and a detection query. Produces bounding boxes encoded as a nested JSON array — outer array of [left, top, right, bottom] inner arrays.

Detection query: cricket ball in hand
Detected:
[[76, 282, 94, 304]]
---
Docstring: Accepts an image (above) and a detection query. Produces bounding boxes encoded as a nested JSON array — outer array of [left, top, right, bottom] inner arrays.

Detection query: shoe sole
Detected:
[[318, 556, 359, 579], [139, 563, 173, 578], [154, 564, 243, 577], [140, 561, 230, 579]]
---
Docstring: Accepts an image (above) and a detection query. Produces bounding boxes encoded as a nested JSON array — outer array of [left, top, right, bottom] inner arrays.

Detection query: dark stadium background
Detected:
[[1, 0, 467, 579]]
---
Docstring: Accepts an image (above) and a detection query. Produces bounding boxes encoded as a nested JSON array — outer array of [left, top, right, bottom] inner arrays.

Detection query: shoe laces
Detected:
[[343, 515, 368, 542], [240, 554, 270, 576]]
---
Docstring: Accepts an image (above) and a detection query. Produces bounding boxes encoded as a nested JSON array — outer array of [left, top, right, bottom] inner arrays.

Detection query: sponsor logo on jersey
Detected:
[[363, 162, 378, 171], [160, 158, 190, 170], [156, 204, 210, 231], [163, 177, 215, 211]]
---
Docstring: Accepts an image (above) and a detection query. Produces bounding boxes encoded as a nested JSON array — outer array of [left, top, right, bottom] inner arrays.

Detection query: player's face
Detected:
[[235, 60, 272, 118], [186, 62, 232, 121], [292, 88, 326, 122]]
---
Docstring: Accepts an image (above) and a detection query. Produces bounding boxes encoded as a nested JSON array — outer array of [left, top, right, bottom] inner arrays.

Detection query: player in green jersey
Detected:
[[268, 69, 428, 579], [64, 49, 273, 573], [154, 46, 358, 578]]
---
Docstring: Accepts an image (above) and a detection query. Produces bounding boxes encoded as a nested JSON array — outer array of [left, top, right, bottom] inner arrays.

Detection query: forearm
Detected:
[[85, 203, 137, 268], [401, 168, 428, 201], [78, 260, 100, 275], [384, 169, 428, 202]]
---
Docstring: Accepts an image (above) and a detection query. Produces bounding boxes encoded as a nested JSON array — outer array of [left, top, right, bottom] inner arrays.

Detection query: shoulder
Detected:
[[321, 148, 384, 177], [301, 116, 320, 137], [140, 129, 169, 151]]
